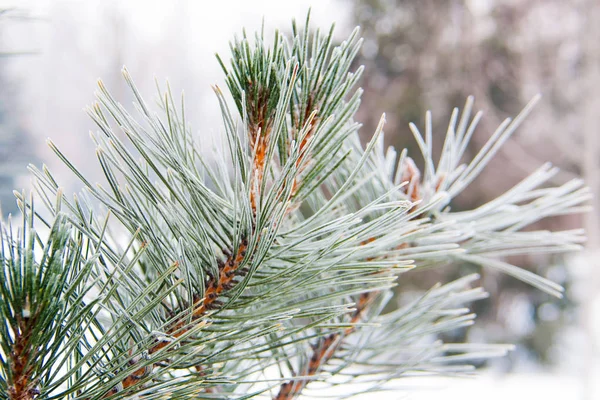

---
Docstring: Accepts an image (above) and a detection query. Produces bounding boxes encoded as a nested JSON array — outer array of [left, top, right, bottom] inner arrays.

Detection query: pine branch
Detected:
[[106, 29, 297, 388], [270, 102, 556, 398], [4, 12, 589, 399], [273, 237, 415, 399], [274, 292, 374, 400], [1, 194, 114, 400]]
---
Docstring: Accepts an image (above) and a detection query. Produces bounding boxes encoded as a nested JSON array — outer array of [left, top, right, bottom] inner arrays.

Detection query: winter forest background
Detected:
[[1, 0, 599, 399]]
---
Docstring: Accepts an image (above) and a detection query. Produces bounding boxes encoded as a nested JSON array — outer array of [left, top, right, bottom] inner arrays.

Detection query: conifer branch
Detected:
[[274, 292, 374, 400], [2, 12, 589, 400], [105, 236, 252, 394], [274, 234, 405, 399], [7, 302, 38, 400]]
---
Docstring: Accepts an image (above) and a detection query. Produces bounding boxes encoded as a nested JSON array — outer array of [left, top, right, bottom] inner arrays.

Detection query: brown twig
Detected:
[[8, 303, 40, 400], [275, 237, 379, 399], [247, 83, 275, 216], [194, 365, 214, 394], [274, 217, 415, 399], [290, 96, 319, 197], [401, 157, 422, 205], [106, 79, 321, 397], [107, 82, 276, 397], [249, 128, 270, 214], [279, 95, 319, 218], [274, 293, 374, 400], [106, 239, 249, 396]]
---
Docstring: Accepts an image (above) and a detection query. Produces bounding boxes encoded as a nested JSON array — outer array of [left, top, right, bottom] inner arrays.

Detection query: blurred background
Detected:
[[0, 0, 598, 398]]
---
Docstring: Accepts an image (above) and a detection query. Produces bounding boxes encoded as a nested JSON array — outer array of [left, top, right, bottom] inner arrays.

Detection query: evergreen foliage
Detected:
[[0, 14, 591, 399]]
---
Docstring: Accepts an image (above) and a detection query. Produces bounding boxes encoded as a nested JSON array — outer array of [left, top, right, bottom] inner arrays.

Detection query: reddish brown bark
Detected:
[[8, 313, 39, 400]]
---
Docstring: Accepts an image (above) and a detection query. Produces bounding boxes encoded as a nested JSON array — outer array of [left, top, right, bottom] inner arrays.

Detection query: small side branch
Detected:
[[274, 293, 373, 400], [8, 306, 40, 400], [290, 97, 319, 198], [250, 125, 271, 215], [192, 238, 249, 318], [109, 239, 249, 395], [274, 232, 409, 400]]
